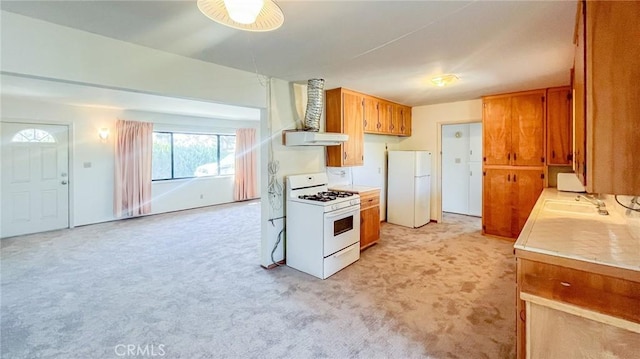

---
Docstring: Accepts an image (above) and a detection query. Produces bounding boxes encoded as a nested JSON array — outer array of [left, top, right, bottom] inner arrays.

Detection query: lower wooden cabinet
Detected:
[[482, 168, 544, 238], [359, 189, 380, 250], [515, 254, 640, 359]]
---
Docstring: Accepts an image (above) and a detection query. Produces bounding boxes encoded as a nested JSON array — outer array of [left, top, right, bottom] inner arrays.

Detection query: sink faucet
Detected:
[[575, 194, 609, 215]]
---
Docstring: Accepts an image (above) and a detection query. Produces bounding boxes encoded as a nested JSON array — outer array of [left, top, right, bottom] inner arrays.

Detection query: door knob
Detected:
[[61, 180, 68, 185]]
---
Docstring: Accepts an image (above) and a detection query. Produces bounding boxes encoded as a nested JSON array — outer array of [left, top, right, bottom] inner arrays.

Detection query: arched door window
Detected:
[[11, 129, 56, 143]]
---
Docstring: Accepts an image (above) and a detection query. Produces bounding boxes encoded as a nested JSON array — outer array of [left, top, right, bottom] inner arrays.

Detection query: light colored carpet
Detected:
[[1, 201, 515, 358]]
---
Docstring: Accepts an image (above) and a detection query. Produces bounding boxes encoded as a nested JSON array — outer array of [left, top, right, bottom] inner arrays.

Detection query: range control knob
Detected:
[[331, 204, 338, 211]]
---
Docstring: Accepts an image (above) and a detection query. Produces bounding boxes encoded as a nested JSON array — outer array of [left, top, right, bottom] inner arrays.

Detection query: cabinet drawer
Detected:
[[323, 242, 359, 279], [359, 191, 380, 209], [520, 260, 640, 323]]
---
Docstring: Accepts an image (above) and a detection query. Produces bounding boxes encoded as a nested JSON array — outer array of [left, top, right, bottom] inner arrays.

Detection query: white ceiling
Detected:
[[1, 0, 577, 109]]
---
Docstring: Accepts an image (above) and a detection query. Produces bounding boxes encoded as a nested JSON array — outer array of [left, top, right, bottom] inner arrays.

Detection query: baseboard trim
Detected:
[[262, 260, 285, 270]]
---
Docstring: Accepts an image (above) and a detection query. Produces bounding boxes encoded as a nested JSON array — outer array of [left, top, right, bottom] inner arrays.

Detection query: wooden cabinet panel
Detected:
[[573, 0, 587, 184], [391, 105, 403, 135], [325, 88, 364, 167], [363, 96, 379, 133], [360, 206, 380, 250], [483, 97, 512, 165], [483, 168, 543, 238], [585, 1, 640, 195], [483, 169, 512, 238], [512, 169, 544, 237], [400, 106, 412, 136], [379, 101, 394, 134], [547, 86, 573, 166], [520, 259, 640, 323], [344, 91, 364, 166], [511, 93, 545, 166]]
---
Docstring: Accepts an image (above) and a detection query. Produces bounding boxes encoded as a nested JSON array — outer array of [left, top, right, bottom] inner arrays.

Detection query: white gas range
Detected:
[[285, 173, 361, 279]]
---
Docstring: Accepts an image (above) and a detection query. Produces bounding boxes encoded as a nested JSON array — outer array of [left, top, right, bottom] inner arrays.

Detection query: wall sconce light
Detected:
[[98, 128, 110, 142]]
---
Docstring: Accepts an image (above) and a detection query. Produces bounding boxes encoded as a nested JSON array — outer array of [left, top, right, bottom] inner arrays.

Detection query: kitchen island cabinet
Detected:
[[329, 186, 380, 250], [514, 188, 640, 359]]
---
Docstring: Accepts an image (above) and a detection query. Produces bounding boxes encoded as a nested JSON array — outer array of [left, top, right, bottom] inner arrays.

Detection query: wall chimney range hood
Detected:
[[282, 130, 348, 146]]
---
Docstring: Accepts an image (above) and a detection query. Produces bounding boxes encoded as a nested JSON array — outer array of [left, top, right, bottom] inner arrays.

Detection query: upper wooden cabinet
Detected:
[[483, 90, 546, 167], [574, 1, 640, 195], [325, 88, 364, 167], [392, 105, 412, 136], [546, 86, 573, 166]]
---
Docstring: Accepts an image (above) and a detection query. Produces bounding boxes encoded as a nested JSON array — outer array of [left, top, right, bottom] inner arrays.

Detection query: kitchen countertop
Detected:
[[515, 188, 640, 272], [328, 185, 380, 194]]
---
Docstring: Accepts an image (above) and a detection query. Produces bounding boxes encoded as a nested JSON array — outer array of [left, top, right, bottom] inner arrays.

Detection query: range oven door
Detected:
[[323, 205, 360, 257]]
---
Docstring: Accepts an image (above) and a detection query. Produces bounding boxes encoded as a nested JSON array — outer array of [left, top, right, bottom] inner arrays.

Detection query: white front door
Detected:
[[1, 122, 70, 238]]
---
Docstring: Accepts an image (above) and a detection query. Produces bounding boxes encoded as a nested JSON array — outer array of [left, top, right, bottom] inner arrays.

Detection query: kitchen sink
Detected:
[[542, 199, 598, 215]]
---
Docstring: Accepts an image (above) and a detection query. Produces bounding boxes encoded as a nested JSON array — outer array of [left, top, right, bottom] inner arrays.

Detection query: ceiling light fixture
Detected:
[[197, 0, 284, 32], [430, 74, 459, 87]]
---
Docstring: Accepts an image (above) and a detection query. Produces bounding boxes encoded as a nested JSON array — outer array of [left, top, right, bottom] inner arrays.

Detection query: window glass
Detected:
[[11, 129, 56, 143], [152, 132, 172, 180], [151, 131, 235, 180]]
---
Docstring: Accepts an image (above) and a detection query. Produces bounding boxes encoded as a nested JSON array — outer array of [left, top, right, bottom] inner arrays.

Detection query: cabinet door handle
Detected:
[[507, 152, 511, 160], [552, 150, 556, 159], [513, 174, 517, 182], [513, 152, 517, 161], [519, 309, 526, 322], [364, 120, 367, 127], [344, 152, 347, 160], [507, 174, 511, 182]]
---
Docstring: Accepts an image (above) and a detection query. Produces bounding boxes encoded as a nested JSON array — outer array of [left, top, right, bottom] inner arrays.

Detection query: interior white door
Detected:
[[1, 123, 69, 238], [442, 124, 470, 215], [468, 162, 482, 217], [414, 175, 431, 227]]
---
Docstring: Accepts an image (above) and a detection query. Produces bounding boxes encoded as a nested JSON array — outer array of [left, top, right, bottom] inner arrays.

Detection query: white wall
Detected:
[[1, 11, 266, 108], [1, 95, 259, 226], [399, 99, 483, 222], [352, 134, 400, 221], [260, 78, 326, 268]]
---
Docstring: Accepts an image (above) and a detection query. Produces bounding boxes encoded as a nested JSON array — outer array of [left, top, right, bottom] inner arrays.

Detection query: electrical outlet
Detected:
[[199, 194, 204, 199]]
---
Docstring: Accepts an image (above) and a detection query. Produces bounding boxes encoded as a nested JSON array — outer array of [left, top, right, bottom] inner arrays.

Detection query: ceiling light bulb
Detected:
[[431, 74, 459, 87], [224, 0, 264, 24]]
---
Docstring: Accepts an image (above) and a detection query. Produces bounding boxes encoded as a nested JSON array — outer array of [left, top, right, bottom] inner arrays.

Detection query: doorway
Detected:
[[1, 122, 70, 238], [441, 122, 482, 218]]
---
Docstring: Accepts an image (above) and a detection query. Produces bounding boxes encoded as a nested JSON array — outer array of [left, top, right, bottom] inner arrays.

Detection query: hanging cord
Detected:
[[268, 160, 283, 211], [614, 195, 640, 212], [270, 227, 285, 267]]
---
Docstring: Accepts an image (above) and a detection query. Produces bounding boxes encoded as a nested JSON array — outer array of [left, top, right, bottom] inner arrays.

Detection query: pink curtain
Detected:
[[114, 119, 153, 217], [234, 128, 257, 201]]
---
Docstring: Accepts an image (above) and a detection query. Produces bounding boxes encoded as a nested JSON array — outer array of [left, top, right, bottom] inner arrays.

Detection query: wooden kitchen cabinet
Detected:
[[359, 189, 380, 250], [392, 105, 411, 136], [573, 1, 640, 195], [483, 168, 544, 238], [400, 105, 412, 137], [546, 86, 572, 166], [325, 88, 364, 167], [515, 254, 640, 359], [483, 89, 546, 239], [363, 96, 379, 133], [483, 90, 546, 167]]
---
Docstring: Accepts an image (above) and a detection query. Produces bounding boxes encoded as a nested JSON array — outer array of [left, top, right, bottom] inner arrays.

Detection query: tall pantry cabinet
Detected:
[[482, 90, 546, 239]]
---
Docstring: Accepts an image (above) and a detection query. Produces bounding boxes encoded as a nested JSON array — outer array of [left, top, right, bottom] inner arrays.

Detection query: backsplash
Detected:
[[326, 167, 352, 187]]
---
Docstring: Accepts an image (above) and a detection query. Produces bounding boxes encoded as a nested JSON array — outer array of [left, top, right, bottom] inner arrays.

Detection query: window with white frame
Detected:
[[152, 131, 236, 181]]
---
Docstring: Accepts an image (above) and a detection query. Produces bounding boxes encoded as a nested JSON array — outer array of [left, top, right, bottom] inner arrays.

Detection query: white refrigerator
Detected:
[[387, 151, 431, 228]]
